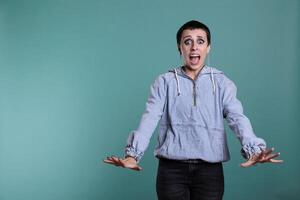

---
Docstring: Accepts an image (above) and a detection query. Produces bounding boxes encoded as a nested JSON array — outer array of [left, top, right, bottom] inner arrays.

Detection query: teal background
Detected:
[[0, 0, 299, 199]]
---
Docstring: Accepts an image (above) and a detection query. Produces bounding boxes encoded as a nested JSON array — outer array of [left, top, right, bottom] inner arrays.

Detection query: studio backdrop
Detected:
[[0, 0, 299, 199]]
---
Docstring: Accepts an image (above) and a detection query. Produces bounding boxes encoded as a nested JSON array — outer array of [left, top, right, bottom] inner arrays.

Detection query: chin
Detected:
[[186, 64, 203, 71]]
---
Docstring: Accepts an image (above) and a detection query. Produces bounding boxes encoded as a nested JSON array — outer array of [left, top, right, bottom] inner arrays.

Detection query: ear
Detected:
[[207, 45, 211, 54], [178, 45, 182, 55]]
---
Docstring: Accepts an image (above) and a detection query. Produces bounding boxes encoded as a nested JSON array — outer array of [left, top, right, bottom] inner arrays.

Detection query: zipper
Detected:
[[179, 66, 200, 107], [193, 81, 196, 106], [184, 76, 197, 107]]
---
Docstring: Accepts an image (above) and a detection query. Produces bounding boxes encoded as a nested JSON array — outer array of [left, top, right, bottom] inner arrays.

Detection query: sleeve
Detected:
[[125, 75, 167, 162], [222, 77, 266, 159]]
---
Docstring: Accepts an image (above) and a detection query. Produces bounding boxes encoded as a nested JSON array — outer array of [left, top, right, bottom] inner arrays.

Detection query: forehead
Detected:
[[181, 28, 207, 39]]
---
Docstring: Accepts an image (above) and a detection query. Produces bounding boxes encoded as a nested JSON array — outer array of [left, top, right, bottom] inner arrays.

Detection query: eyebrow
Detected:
[[182, 35, 205, 40]]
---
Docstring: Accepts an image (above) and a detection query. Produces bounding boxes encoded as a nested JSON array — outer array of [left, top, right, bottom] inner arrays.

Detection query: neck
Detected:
[[183, 65, 205, 80]]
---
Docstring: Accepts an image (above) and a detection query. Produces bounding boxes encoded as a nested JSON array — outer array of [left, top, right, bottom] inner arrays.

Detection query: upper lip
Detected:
[[189, 54, 200, 57]]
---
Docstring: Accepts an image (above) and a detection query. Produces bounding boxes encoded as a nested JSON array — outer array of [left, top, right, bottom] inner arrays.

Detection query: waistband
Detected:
[[157, 156, 207, 164]]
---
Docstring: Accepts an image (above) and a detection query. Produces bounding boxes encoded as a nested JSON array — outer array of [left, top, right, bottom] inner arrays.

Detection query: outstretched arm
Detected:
[[104, 75, 167, 169], [222, 77, 283, 167], [124, 75, 167, 162]]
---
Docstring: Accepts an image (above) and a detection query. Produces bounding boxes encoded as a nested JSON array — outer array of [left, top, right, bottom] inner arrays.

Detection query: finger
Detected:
[[106, 155, 119, 161], [111, 155, 119, 159], [103, 159, 121, 167], [262, 148, 274, 156], [106, 156, 116, 162], [257, 152, 281, 163], [240, 159, 257, 168], [111, 157, 123, 167], [269, 159, 284, 163], [117, 158, 126, 168], [128, 164, 142, 171], [256, 149, 272, 162], [111, 156, 120, 162], [265, 153, 280, 161], [132, 166, 142, 171], [103, 159, 115, 164]]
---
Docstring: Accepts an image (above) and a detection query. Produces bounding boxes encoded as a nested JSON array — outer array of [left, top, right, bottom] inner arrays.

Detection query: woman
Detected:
[[104, 20, 283, 200]]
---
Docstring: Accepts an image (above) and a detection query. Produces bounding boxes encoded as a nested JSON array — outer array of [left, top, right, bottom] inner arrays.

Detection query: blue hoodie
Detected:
[[125, 65, 266, 163]]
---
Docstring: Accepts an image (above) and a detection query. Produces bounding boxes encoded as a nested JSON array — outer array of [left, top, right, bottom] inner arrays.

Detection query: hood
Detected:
[[168, 65, 221, 96]]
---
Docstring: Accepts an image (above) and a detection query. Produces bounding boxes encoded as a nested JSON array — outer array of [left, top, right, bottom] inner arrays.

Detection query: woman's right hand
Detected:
[[103, 156, 142, 171]]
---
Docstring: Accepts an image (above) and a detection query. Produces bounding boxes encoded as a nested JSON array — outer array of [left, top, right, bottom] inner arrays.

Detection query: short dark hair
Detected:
[[176, 20, 211, 52]]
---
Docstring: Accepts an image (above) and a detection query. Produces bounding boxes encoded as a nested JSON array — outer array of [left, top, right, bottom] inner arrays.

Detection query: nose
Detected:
[[191, 41, 198, 50]]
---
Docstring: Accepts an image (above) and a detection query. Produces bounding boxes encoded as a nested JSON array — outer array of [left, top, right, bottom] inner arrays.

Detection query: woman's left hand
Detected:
[[240, 148, 283, 168]]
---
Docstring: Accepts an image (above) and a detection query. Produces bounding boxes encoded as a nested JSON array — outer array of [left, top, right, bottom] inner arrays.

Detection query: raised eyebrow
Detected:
[[182, 35, 192, 40], [182, 36, 205, 40]]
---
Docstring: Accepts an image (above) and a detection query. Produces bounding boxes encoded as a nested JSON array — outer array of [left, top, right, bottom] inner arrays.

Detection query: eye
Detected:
[[184, 39, 192, 45], [197, 39, 205, 44]]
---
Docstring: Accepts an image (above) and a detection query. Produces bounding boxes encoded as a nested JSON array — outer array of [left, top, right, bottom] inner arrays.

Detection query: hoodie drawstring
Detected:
[[173, 68, 181, 96], [210, 67, 216, 94], [173, 66, 216, 96]]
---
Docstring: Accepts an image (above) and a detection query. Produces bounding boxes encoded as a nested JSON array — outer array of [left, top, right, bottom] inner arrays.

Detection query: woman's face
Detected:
[[179, 28, 210, 71]]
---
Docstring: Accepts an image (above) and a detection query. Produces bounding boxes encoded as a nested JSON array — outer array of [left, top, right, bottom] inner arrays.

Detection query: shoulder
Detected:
[[211, 66, 235, 87], [149, 70, 176, 90], [153, 68, 177, 85]]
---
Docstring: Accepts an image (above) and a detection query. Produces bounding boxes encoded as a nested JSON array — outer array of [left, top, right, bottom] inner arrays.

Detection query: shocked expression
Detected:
[[179, 28, 211, 71]]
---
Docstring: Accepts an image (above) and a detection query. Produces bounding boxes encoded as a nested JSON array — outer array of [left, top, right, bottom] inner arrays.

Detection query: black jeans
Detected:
[[156, 158, 224, 200]]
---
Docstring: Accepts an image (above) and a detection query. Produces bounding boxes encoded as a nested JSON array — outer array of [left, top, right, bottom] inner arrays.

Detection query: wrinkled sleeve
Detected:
[[125, 75, 167, 162], [222, 78, 266, 159]]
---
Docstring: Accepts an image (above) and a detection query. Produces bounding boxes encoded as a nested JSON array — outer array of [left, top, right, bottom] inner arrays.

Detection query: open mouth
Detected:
[[189, 55, 200, 65]]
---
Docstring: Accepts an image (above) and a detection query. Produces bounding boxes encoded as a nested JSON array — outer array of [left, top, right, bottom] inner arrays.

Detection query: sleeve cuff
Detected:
[[241, 142, 266, 159], [125, 146, 144, 163]]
